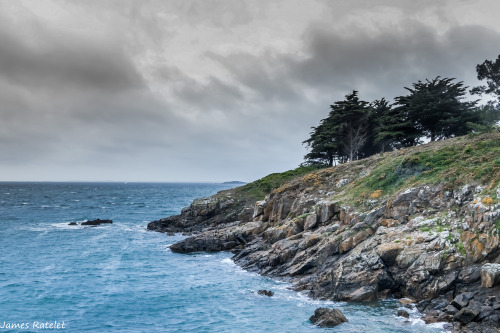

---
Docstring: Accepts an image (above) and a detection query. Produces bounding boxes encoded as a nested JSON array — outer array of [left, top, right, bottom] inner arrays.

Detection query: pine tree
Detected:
[[394, 77, 478, 141], [303, 91, 374, 165], [471, 54, 500, 103]]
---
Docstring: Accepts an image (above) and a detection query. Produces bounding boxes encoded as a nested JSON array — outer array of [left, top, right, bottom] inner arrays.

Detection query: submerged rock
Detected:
[[68, 222, 77, 226], [309, 307, 348, 327]]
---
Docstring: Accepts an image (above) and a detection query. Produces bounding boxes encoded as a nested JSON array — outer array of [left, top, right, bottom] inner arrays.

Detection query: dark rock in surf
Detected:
[[309, 307, 348, 327], [397, 310, 410, 318], [81, 219, 113, 226], [258, 289, 274, 297]]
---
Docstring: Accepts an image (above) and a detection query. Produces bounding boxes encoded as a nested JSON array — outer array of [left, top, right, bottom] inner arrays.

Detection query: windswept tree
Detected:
[[330, 91, 372, 161], [302, 119, 339, 166], [394, 77, 478, 141], [374, 97, 421, 150], [471, 54, 500, 104], [303, 91, 374, 165]]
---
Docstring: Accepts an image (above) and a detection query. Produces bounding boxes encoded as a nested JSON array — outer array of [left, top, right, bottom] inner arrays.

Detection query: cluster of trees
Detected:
[[303, 54, 500, 166]]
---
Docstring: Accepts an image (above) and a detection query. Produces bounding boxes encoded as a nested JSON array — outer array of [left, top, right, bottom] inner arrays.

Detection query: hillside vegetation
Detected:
[[236, 132, 500, 205]]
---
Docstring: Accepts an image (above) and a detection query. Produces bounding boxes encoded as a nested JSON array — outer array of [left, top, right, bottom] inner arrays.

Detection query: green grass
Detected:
[[457, 242, 466, 256], [344, 133, 500, 202], [234, 165, 323, 200], [436, 225, 448, 233]]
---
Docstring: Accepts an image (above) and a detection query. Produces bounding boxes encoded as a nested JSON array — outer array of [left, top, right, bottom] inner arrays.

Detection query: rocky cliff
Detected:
[[148, 132, 500, 332]]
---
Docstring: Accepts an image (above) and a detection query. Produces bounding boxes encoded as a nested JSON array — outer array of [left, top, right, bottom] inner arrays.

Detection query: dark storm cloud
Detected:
[[291, 23, 500, 99], [0, 16, 144, 93], [208, 21, 500, 105], [207, 51, 301, 103], [154, 65, 245, 112]]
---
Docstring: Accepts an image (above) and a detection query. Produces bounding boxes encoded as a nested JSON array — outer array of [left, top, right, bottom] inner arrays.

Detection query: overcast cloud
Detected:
[[1, 0, 500, 182]]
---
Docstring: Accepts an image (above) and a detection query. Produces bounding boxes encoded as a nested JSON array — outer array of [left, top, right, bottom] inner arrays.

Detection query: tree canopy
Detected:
[[303, 55, 500, 166], [303, 91, 373, 166], [391, 77, 478, 142], [471, 54, 500, 103]]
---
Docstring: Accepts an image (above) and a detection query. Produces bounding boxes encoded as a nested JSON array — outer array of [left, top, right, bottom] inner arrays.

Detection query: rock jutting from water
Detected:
[[309, 307, 348, 327], [76, 219, 113, 226], [257, 289, 274, 297]]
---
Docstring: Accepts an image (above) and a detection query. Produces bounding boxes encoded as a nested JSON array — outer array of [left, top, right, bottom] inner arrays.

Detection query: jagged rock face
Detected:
[[149, 177, 500, 332]]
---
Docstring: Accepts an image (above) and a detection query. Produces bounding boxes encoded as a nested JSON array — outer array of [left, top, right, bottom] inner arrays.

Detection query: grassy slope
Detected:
[[232, 165, 322, 201], [344, 131, 500, 201], [229, 132, 500, 205]]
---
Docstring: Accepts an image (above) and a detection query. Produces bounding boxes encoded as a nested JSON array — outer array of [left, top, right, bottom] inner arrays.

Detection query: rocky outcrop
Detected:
[[148, 135, 500, 332], [148, 194, 252, 234], [309, 307, 348, 327]]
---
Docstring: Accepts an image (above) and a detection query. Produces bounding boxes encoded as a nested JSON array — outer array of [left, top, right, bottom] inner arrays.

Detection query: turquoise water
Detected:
[[0, 182, 444, 332]]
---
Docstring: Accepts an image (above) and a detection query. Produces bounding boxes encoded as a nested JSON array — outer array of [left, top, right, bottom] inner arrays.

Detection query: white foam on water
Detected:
[[41, 264, 56, 272], [17, 225, 50, 232], [220, 258, 258, 277], [406, 316, 448, 332], [51, 222, 83, 230], [221, 258, 233, 265], [428, 322, 448, 330]]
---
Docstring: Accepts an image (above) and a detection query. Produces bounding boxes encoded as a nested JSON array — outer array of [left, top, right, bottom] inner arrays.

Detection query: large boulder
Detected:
[[451, 293, 474, 310], [481, 263, 500, 288], [304, 213, 318, 230], [309, 308, 348, 327], [376, 243, 403, 266], [453, 308, 479, 324]]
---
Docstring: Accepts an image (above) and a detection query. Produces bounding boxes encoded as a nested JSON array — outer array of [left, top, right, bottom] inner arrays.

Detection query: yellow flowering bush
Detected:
[[302, 173, 322, 187], [370, 190, 382, 199], [482, 197, 494, 205]]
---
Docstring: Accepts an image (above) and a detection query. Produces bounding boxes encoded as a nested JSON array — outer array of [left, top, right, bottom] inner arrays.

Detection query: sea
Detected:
[[0, 182, 446, 332]]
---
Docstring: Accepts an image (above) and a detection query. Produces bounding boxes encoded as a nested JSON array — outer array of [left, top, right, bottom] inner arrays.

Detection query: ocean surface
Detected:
[[0, 182, 445, 332]]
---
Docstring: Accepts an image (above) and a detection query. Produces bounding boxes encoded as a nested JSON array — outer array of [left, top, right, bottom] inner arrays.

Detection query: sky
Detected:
[[1, 0, 500, 182]]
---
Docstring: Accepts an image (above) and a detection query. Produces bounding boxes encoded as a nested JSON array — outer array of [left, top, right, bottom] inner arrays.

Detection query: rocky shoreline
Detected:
[[148, 136, 500, 332]]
